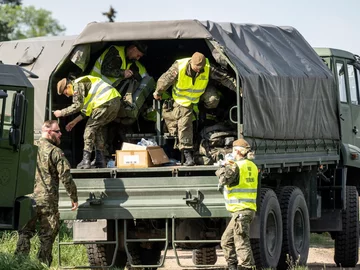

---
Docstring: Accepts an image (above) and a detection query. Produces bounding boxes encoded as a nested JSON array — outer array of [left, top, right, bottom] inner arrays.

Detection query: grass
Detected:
[[0, 222, 98, 270], [0, 226, 335, 270]]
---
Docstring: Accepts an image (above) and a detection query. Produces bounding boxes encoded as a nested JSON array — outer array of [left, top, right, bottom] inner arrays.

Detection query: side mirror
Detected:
[[0, 90, 7, 99], [12, 92, 25, 128], [9, 92, 25, 150]]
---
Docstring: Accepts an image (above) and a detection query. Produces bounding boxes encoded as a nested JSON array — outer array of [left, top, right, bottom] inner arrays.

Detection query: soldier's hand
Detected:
[[71, 201, 78, 211], [153, 93, 162, 100], [66, 121, 76, 132], [124, 69, 133, 79], [54, 110, 62, 118], [217, 183, 223, 193]]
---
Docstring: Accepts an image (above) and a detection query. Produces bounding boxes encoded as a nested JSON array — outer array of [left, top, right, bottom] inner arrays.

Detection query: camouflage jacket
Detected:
[[215, 162, 240, 187], [33, 137, 78, 208], [154, 60, 237, 96], [60, 78, 91, 117]]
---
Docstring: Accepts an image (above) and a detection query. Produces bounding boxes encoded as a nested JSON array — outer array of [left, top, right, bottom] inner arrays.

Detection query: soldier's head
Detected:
[[57, 78, 74, 97], [190, 52, 206, 73], [126, 41, 147, 61], [42, 120, 62, 146], [232, 138, 251, 160]]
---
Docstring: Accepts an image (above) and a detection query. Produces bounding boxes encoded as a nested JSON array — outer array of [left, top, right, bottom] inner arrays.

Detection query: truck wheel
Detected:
[[251, 188, 282, 269], [334, 186, 359, 267], [277, 186, 310, 269], [192, 247, 217, 265], [86, 244, 127, 268]]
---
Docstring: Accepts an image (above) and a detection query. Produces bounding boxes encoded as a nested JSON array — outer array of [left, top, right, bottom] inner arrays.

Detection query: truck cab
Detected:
[[315, 48, 360, 187], [0, 64, 37, 230]]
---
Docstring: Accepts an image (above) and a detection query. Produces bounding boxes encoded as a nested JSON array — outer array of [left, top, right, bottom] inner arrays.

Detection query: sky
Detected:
[[22, 0, 360, 55]]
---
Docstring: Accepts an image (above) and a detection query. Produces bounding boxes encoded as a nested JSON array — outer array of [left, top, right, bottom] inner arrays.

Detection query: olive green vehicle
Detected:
[[0, 63, 37, 230], [0, 21, 359, 269]]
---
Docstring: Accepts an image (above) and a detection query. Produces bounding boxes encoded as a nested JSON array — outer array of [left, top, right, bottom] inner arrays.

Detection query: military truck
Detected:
[[0, 20, 359, 269], [0, 63, 37, 230]]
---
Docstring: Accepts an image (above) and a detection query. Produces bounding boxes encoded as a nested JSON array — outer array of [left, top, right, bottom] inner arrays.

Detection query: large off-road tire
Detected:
[[192, 247, 217, 265], [251, 188, 283, 269], [86, 243, 127, 268], [277, 186, 310, 269], [334, 186, 359, 267]]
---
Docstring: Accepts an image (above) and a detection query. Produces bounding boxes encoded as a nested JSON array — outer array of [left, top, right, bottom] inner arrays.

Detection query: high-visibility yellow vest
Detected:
[[90, 46, 126, 86], [223, 159, 258, 212], [172, 58, 210, 107], [127, 61, 147, 78], [76, 76, 121, 116]]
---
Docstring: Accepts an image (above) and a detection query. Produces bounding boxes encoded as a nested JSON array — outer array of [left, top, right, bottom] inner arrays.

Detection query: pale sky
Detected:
[[22, 0, 360, 55]]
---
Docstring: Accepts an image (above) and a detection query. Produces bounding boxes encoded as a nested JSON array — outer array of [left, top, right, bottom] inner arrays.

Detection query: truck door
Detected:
[[345, 62, 360, 148], [335, 60, 354, 145], [0, 90, 21, 209]]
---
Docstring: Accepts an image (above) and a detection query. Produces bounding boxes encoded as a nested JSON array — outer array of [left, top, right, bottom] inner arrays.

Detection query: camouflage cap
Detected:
[[57, 78, 67, 95], [132, 41, 148, 55], [191, 52, 206, 68], [233, 138, 250, 148]]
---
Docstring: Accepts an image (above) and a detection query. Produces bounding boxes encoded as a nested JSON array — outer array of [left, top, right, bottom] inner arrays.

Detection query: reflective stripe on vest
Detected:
[[90, 46, 126, 86], [172, 58, 210, 107], [127, 61, 147, 78], [223, 159, 258, 212], [75, 75, 121, 116]]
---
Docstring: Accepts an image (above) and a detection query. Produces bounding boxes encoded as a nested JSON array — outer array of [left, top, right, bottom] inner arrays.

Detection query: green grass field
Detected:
[[0, 223, 334, 270]]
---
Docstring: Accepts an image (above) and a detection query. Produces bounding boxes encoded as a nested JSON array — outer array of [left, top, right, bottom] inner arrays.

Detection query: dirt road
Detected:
[[159, 247, 360, 269]]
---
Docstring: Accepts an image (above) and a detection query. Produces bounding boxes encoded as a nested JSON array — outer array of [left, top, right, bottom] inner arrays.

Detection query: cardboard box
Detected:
[[116, 142, 170, 168]]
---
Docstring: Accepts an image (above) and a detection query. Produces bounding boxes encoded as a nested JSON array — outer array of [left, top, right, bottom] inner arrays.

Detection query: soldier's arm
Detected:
[[60, 83, 86, 117], [154, 62, 179, 96], [209, 65, 237, 91], [52, 148, 78, 204], [223, 163, 240, 186], [101, 46, 125, 78]]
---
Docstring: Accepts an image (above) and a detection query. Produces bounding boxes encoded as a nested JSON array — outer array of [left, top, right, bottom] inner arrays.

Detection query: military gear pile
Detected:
[[117, 76, 155, 125], [195, 123, 236, 165]]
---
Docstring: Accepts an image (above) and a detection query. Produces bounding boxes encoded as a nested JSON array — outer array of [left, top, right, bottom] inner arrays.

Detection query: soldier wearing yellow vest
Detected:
[[216, 138, 258, 270], [153, 52, 236, 166], [54, 76, 121, 169], [90, 41, 148, 87]]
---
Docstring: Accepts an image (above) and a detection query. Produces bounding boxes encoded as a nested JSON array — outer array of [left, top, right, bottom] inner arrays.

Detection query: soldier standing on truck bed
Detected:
[[54, 75, 121, 169], [90, 41, 148, 87], [153, 52, 236, 166], [15, 120, 78, 267], [216, 138, 258, 270]]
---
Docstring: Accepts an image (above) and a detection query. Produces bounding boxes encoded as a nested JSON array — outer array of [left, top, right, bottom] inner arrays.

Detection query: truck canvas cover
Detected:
[[0, 20, 339, 140]]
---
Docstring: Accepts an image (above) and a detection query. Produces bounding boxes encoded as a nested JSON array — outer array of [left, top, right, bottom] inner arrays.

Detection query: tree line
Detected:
[[0, 0, 117, 41]]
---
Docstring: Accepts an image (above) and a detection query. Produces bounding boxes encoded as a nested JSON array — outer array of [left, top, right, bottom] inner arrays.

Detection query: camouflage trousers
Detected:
[[15, 205, 60, 267], [162, 101, 193, 150], [221, 209, 255, 268], [84, 97, 121, 152]]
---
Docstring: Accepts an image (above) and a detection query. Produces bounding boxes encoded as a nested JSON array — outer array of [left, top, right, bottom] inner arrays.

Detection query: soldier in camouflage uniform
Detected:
[[153, 52, 236, 166], [54, 75, 121, 169], [216, 139, 258, 270], [15, 120, 78, 267]]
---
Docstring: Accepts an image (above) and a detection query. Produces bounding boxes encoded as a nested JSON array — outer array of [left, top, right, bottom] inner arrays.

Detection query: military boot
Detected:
[[92, 150, 106, 168], [77, 150, 92, 169], [183, 150, 195, 166], [228, 264, 238, 270]]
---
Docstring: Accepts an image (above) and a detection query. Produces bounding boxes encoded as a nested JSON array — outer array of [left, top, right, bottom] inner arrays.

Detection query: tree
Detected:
[[0, 2, 65, 41]]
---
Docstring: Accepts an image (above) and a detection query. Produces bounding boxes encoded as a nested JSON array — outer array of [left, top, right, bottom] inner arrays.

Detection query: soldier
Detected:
[[216, 138, 258, 270], [15, 120, 78, 267], [54, 75, 121, 169], [153, 52, 236, 166], [90, 41, 148, 88]]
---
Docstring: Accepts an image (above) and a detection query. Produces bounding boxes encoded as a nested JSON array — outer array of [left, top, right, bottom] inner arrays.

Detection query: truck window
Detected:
[[347, 64, 359, 105], [336, 62, 347, 103], [0, 90, 16, 139]]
